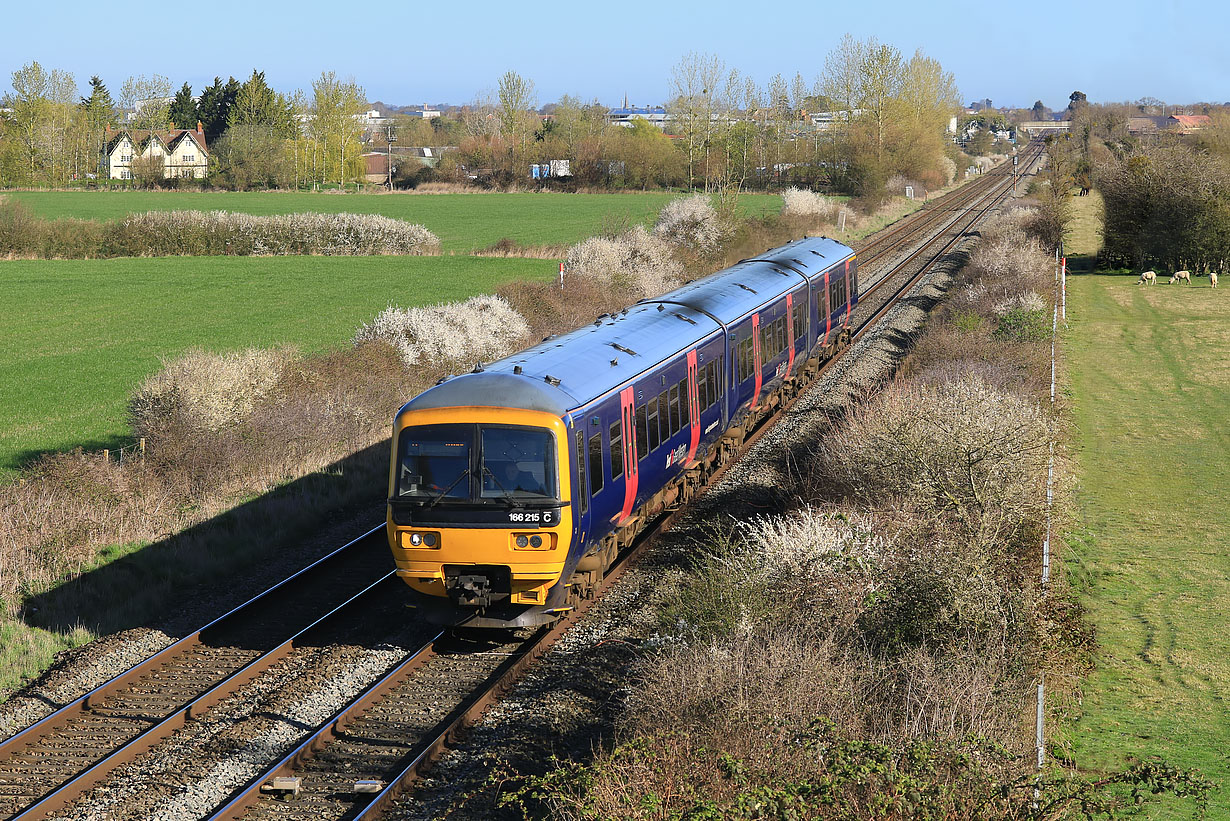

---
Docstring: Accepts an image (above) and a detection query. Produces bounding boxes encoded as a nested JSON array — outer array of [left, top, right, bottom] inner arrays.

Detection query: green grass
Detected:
[[0, 255, 557, 473], [6, 190, 783, 252], [1061, 197, 1230, 817]]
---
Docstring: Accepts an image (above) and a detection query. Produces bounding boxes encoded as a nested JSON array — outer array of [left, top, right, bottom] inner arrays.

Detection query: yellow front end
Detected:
[[386, 407, 573, 610]]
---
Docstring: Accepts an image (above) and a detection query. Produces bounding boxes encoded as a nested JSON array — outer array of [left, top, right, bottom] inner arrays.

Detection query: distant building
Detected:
[[808, 109, 864, 131], [608, 105, 670, 128], [1169, 114, 1211, 133], [404, 104, 441, 120], [1127, 114, 1212, 135], [104, 123, 208, 179]]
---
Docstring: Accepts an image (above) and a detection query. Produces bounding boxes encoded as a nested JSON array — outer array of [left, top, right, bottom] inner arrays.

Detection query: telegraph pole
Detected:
[[386, 124, 396, 190]]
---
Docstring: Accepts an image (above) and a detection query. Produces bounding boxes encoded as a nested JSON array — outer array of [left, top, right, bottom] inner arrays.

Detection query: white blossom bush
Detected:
[[992, 290, 1047, 316], [822, 377, 1050, 544], [940, 155, 958, 186], [353, 294, 530, 368], [129, 347, 296, 434], [653, 194, 725, 252], [564, 225, 682, 299], [780, 187, 837, 219], [109, 211, 439, 257]]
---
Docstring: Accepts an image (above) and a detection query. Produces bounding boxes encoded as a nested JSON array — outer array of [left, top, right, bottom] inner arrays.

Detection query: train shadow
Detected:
[[21, 440, 392, 643]]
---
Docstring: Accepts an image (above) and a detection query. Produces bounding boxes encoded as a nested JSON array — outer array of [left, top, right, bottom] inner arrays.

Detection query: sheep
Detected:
[[1211, 270, 1219, 288], [1169, 270, 1192, 285], [1137, 270, 1157, 285]]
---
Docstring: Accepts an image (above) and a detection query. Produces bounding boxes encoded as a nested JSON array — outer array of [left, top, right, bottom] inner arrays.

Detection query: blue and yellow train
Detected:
[[386, 237, 858, 627]]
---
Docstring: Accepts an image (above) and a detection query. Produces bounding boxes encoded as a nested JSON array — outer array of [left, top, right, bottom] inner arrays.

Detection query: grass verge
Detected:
[[1060, 195, 1229, 818]]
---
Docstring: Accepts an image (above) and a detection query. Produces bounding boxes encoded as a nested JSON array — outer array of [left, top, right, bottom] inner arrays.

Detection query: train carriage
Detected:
[[387, 237, 857, 627]]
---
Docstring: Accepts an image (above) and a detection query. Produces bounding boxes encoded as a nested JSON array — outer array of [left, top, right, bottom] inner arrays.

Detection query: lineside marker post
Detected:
[[1061, 256, 1067, 322], [559, 261, 564, 289]]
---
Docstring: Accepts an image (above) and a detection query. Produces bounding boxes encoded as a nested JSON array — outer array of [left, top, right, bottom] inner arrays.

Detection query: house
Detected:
[[1127, 114, 1212, 136], [104, 122, 209, 179], [403, 104, 441, 120], [362, 147, 447, 183]]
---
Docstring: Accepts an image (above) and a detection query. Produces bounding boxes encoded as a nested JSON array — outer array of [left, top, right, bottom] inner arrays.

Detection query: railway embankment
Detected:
[[391, 203, 1211, 819]]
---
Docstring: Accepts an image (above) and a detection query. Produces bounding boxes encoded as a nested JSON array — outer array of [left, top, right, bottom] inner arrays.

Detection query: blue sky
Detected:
[[4, 0, 1226, 110]]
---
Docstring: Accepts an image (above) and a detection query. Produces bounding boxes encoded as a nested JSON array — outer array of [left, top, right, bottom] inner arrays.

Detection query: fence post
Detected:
[[102, 449, 109, 463], [1061, 256, 1067, 323], [140, 437, 146, 459]]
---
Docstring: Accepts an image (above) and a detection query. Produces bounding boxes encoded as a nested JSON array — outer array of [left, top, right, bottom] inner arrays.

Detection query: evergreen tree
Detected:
[[229, 69, 294, 138], [197, 76, 240, 145], [79, 75, 116, 175], [168, 82, 198, 130]]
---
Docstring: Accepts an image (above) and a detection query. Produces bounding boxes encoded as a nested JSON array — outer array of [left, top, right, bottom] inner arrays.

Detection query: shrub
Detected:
[[653, 194, 724, 253], [820, 376, 1051, 546], [129, 347, 297, 436], [352, 294, 530, 369], [102, 210, 440, 257], [994, 306, 1051, 342], [780, 187, 837, 219], [563, 225, 681, 299], [670, 510, 886, 638]]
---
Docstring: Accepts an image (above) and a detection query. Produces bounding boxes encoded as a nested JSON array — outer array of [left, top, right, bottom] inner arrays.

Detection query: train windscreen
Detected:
[[395, 424, 558, 504]]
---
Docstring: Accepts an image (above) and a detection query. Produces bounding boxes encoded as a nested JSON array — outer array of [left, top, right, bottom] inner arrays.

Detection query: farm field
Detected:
[[0, 255, 556, 474], [6, 190, 784, 252], [1061, 198, 1229, 817]]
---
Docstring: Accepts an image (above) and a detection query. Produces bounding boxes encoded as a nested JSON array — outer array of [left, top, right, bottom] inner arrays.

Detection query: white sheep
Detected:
[[1137, 270, 1157, 285], [1211, 270, 1219, 288], [1170, 270, 1192, 285]]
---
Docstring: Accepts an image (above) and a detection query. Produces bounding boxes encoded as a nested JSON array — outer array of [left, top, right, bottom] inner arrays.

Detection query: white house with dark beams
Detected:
[[104, 122, 209, 179]]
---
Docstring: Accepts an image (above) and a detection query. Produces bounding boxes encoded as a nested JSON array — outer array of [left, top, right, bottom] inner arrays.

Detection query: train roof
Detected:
[[401, 301, 722, 417], [656, 236, 853, 325], [398, 236, 854, 421]]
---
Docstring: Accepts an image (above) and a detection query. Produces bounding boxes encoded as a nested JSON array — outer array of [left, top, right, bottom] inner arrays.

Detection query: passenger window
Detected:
[[609, 421, 622, 481], [656, 394, 668, 446], [698, 365, 708, 410], [719, 354, 726, 396], [588, 432, 603, 495], [669, 383, 681, 435], [576, 430, 587, 514], [647, 395, 660, 451], [677, 379, 688, 425], [706, 361, 717, 407], [636, 403, 648, 461]]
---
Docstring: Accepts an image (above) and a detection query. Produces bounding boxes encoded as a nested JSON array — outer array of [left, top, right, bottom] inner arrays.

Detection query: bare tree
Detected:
[[120, 74, 172, 132]]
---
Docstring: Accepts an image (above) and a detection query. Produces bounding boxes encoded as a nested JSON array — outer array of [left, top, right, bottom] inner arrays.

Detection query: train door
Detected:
[[686, 350, 700, 464], [616, 387, 638, 525], [750, 313, 763, 410], [821, 269, 833, 347], [572, 425, 590, 545]]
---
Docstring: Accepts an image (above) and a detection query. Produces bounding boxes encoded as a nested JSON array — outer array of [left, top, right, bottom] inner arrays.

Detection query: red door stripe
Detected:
[[842, 259, 852, 333], [823, 271, 832, 346], [618, 386, 637, 524], [686, 349, 700, 464], [751, 313, 762, 410], [786, 293, 796, 374]]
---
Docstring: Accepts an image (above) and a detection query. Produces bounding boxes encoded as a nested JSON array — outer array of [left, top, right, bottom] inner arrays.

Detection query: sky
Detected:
[[4, 0, 1227, 111]]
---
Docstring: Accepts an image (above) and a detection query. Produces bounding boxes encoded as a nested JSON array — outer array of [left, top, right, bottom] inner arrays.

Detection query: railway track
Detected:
[[0, 528, 398, 821], [0, 146, 1041, 821]]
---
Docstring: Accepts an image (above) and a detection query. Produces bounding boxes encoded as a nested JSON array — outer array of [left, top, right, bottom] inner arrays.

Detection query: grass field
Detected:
[[1061, 194, 1230, 817], [0, 255, 556, 473], [6, 190, 784, 252]]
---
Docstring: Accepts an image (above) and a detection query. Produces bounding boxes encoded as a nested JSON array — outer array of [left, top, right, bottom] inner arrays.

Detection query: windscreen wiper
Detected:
[[480, 465, 518, 508], [426, 468, 470, 508]]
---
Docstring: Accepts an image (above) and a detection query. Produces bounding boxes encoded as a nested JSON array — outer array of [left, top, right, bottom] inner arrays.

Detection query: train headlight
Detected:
[[515, 534, 530, 548], [529, 535, 543, 548], [423, 533, 437, 547], [409, 532, 423, 546]]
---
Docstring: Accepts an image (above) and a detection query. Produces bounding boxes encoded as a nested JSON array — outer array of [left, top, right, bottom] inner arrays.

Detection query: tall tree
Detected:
[[197, 76, 238, 145], [79, 75, 116, 175], [309, 71, 365, 185], [229, 69, 294, 137], [168, 82, 198, 130], [10, 61, 76, 181], [668, 52, 727, 190], [120, 74, 172, 132], [496, 69, 537, 167]]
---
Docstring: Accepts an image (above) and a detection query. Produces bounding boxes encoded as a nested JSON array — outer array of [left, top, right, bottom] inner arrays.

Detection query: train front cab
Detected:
[[387, 405, 576, 628]]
